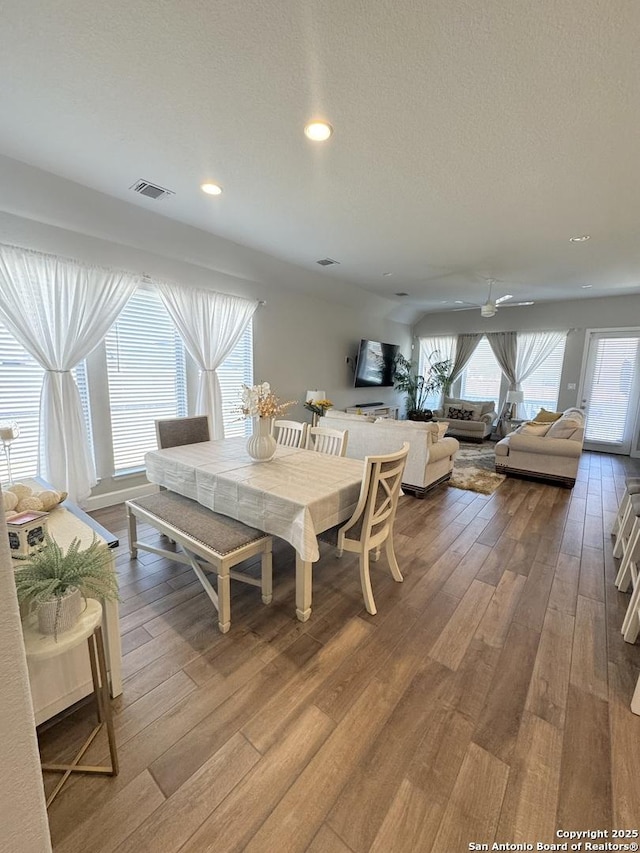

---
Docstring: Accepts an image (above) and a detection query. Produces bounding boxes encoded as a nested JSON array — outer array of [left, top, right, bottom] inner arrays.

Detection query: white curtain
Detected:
[[158, 283, 259, 439], [419, 335, 456, 369], [515, 330, 568, 389], [0, 245, 139, 502]]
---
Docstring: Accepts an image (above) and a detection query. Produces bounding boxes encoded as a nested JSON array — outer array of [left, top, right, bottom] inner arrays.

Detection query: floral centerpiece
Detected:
[[239, 382, 296, 461], [239, 382, 295, 419], [303, 398, 333, 418]]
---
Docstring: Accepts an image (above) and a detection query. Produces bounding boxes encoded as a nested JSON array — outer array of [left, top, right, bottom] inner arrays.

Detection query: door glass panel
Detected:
[[585, 336, 640, 443]]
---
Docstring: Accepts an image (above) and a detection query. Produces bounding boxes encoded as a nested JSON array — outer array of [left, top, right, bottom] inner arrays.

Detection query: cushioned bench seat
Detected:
[[126, 492, 272, 633]]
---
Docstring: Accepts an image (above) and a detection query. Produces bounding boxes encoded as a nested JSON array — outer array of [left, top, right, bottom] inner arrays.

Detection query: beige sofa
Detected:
[[433, 397, 497, 442], [320, 411, 460, 497], [494, 407, 585, 487]]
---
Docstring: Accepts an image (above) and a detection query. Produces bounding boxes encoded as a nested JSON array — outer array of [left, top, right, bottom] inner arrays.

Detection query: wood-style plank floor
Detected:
[[41, 451, 640, 852]]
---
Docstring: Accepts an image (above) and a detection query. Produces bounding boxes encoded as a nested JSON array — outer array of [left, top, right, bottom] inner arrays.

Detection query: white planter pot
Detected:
[[37, 586, 82, 637], [246, 417, 277, 462]]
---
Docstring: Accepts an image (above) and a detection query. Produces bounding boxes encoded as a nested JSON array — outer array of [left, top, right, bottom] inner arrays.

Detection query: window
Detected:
[[0, 322, 44, 482], [1, 286, 254, 487], [105, 288, 188, 474], [217, 320, 254, 438], [458, 337, 502, 407], [0, 323, 91, 482], [520, 337, 567, 419]]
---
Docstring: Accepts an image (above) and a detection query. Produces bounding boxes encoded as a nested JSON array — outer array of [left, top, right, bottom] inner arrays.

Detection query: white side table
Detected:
[[15, 505, 122, 724], [22, 599, 119, 807]]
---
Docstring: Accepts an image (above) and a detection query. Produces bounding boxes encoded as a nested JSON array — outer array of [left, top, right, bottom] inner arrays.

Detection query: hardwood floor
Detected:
[[41, 451, 640, 852]]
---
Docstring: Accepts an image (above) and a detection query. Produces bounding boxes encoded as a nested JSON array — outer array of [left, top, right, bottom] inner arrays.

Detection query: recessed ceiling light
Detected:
[[581, 284, 593, 289], [454, 300, 464, 304], [569, 235, 590, 242], [201, 182, 223, 196], [304, 120, 333, 142], [382, 272, 393, 277]]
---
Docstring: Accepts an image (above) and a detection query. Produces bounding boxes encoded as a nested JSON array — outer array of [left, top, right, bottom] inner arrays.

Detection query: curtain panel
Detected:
[[158, 283, 259, 439], [450, 333, 483, 384], [515, 331, 568, 389], [486, 331, 518, 414], [0, 245, 139, 502]]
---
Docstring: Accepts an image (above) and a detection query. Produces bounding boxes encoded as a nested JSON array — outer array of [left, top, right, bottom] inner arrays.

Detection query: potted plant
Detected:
[[14, 534, 119, 639], [394, 351, 453, 420]]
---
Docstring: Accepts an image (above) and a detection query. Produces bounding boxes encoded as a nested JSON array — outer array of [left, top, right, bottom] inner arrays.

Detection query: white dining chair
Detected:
[[612, 476, 640, 556], [305, 426, 348, 457], [320, 443, 409, 614], [273, 419, 307, 448]]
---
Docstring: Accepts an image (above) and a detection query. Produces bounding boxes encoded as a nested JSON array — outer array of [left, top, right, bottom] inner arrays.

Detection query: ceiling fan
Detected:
[[451, 278, 534, 318]]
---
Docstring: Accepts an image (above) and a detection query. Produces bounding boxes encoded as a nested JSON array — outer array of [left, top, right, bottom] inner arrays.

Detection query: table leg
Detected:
[[632, 674, 640, 716], [295, 553, 312, 622]]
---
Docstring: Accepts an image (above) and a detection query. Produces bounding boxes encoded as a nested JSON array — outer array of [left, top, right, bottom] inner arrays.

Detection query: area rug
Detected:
[[448, 442, 506, 495]]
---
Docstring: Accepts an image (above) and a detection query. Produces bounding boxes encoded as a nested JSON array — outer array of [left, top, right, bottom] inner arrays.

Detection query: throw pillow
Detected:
[[533, 408, 563, 423], [447, 406, 474, 421], [547, 417, 582, 439], [520, 422, 553, 436], [436, 422, 449, 440]]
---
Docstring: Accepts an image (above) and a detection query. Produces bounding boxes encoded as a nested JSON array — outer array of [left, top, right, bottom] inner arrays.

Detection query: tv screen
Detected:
[[354, 340, 399, 388]]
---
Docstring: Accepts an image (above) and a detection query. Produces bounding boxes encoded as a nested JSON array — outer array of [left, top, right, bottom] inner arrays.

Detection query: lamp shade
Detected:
[[306, 390, 325, 403], [506, 390, 524, 404]]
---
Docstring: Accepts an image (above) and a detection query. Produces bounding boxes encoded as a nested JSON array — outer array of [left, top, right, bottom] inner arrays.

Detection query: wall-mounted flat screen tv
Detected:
[[354, 339, 399, 387]]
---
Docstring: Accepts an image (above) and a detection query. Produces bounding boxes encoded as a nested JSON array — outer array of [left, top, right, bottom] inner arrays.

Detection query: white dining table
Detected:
[[145, 437, 364, 621]]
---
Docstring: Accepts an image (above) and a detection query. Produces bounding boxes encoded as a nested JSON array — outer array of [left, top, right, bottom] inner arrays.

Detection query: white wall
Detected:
[[0, 494, 52, 852], [413, 295, 640, 412], [0, 155, 411, 503]]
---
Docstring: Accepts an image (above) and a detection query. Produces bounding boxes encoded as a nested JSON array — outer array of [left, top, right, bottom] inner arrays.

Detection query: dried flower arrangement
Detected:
[[239, 382, 296, 419]]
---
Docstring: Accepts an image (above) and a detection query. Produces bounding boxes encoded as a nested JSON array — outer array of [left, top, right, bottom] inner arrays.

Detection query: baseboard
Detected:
[[83, 482, 159, 511]]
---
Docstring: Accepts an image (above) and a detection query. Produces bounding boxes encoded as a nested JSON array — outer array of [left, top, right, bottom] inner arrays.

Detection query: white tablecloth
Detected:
[[145, 437, 364, 562]]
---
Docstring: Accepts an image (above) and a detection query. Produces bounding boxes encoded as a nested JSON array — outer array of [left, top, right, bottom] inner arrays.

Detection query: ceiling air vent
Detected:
[[130, 179, 175, 200], [316, 258, 340, 266]]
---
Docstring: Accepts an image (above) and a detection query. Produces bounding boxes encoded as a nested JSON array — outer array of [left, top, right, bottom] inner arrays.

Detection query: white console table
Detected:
[[345, 405, 399, 419], [15, 505, 122, 725]]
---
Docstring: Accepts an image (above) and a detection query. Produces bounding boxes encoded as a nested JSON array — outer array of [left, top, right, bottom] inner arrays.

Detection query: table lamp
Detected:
[[305, 390, 326, 404], [0, 421, 20, 484], [505, 390, 524, 419]]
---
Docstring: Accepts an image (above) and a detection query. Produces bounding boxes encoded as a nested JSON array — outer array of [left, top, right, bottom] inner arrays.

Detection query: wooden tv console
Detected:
[[345, 404, 399, 419]]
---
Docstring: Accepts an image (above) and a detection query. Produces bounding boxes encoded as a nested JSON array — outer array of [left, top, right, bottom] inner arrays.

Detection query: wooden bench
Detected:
[[125, 492, 273, 634]]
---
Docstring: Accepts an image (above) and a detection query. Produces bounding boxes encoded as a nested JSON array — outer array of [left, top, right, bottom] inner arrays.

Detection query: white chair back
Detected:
[[305, 426, 348, 457], [273, 420, 307, 448], [325, 443, 409, 614]]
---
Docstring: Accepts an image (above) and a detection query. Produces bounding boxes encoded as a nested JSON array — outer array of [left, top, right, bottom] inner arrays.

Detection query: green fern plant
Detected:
[[14, 534, 119, 611]]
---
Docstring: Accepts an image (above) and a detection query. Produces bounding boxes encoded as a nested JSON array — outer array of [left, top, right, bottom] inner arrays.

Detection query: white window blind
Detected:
[[0, 323, 91, 482], [105, 289, 187, 474], [585, 336, 640, 443], [520, 338, 566, 419], [0, 322, 44, 482], [459, 337, 502, 407], [217, 321, 254, 437]]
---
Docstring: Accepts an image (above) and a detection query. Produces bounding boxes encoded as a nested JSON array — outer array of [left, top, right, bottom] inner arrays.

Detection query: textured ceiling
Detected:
[[1, 0, 640, 321]]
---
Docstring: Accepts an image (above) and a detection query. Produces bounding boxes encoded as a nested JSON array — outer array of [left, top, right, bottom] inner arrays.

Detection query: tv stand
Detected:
[[346, 404, 399, 420]]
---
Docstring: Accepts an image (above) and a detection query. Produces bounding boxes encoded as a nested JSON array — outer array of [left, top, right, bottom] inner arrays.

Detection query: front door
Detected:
[[580, 331, 640, 454]]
